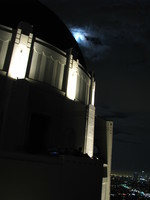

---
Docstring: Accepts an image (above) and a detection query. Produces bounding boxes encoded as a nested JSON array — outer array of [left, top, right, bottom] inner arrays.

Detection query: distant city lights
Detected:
[[111, 172, 150, 199]]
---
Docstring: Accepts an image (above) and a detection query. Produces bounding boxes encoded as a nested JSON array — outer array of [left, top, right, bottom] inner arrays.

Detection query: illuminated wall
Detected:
[[0, 22, 96, 158], [1, 23, 93, 107], [66, 59, 92, 105], [8, 26, 33, 79]]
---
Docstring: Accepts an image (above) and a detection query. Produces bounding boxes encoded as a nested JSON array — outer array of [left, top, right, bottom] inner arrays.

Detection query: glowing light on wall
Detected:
[[91, 81, 95, 105], [8, 44, 29, 79], [8, 27, 33, 79], [91, 89, 95, 105], [89, 77, 95, 106], [66, 68, 77, 100]]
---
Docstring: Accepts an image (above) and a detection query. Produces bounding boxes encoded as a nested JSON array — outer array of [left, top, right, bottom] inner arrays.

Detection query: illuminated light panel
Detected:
[[91, 86, 95, 105], [8, 44, 29, 79], [66, 68, 77, 100], [90, 79, 95, 106]]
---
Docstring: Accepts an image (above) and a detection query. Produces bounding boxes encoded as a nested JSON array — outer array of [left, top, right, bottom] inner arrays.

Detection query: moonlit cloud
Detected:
[[69, 25, 111, 61], [70, 28, 86, 44]]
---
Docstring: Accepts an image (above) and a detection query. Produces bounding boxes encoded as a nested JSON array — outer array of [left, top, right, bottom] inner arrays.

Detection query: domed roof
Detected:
[[0, 0, 86, 68]]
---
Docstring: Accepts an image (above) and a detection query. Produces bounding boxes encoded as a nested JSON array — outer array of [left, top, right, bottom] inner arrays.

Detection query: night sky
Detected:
[[40, 0, 150, 175]]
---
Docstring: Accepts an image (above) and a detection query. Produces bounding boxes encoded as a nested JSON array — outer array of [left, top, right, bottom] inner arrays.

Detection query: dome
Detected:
[[0, 0, 86, 68]]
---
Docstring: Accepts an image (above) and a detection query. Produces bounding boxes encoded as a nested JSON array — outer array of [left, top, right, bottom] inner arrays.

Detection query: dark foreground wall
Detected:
[[0, 152, 103, 200]]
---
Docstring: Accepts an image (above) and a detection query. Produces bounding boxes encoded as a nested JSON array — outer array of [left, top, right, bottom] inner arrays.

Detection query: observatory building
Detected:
[[0, 1, 113, 200]]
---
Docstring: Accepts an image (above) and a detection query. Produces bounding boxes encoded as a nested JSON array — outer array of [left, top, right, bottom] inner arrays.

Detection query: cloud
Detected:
[[69, 25, 112, 61]]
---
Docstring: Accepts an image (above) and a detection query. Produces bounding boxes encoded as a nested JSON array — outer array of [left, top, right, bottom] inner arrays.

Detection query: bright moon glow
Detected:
[[73, 32, 85, 42], [70, 28, 85, 43]]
